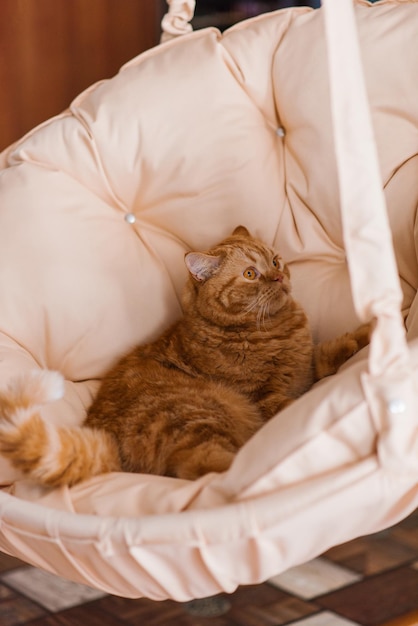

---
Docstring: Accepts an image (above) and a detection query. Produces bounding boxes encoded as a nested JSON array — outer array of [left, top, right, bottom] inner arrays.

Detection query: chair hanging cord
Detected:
[[322, 0, 409, 377], [161, 0, 196, 43]]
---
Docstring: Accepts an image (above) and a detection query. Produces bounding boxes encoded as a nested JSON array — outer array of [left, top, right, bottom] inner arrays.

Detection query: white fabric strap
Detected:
[[322, 0, 409, 376], [161, 0, 196, 42]]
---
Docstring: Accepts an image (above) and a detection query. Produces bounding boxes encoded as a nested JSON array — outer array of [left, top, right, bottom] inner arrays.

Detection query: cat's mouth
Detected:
[[261, 281, 292, 315], [275, 277, 291, 295], [269, 280, 292, 313]]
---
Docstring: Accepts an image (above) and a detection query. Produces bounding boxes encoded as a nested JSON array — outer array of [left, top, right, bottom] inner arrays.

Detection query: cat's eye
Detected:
[[272, 257, 280, 268], [243, 267, 258, 280]]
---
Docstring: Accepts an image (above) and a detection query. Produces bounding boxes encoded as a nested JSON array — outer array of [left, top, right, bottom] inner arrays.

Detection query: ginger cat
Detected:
[[0, 226, 369, 486]]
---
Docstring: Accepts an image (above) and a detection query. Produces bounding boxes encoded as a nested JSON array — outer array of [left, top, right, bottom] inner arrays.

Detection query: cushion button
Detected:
[[388, 398, 407, 415], [124, 213, 136, 224]]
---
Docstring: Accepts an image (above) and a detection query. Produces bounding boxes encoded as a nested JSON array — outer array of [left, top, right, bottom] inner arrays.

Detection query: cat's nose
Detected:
[[272, 273, 284, 283]]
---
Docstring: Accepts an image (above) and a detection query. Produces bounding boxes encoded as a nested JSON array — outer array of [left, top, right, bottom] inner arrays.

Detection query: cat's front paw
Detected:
[[314, 322, 372, 380], [338, 322, 372, 361], [257, 396, 294, 421], [351, 322, 372, 351]]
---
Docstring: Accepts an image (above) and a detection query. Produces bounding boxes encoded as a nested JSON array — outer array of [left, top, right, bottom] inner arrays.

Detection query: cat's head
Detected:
[[182, 226, 292, 327]]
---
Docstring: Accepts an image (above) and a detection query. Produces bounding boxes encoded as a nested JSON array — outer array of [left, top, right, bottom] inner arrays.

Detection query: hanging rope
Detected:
[[161, 0, 196, 43]]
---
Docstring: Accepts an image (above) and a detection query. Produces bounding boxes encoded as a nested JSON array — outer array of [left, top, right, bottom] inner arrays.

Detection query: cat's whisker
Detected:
[[244, 298, 261, 314], [260, 292, 278, 331], [244, 288, 277, 330], [256, 298, 270, 331], [264, 301, 271, 329], [245, 291, 270, 331], [264, 301, 272, 329]]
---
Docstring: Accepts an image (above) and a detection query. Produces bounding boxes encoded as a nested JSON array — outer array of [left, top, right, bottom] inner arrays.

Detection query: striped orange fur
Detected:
[[0, 227, 370, 486]]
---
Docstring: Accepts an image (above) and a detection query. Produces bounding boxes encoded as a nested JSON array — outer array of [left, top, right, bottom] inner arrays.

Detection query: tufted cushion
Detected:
[[0, 0, 417, 541]]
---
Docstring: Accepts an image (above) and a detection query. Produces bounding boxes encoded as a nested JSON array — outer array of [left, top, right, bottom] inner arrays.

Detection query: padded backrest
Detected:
[[0, 0, 417, 429]]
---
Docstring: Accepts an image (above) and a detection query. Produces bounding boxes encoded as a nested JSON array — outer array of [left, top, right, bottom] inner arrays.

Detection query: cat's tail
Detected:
[[0, 370, 120, 487]]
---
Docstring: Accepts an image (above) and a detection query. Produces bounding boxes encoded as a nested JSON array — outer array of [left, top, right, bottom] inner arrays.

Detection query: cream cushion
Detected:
[[0, 0, 417, 599]]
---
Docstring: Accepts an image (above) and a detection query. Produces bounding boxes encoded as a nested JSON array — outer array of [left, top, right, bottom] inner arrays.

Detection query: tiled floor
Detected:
[[0, 509, 417, 626]]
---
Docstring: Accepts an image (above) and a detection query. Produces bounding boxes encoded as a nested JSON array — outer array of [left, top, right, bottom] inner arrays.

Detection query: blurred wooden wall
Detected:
[[0, 0, 164, 150]]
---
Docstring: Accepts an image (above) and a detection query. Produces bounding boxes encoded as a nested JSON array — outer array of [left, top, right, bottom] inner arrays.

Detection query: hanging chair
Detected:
[[0, 0, 417, 601]]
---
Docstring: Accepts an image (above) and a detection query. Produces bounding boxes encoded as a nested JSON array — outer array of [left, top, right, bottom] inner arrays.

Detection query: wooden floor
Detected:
[[0, 508, 417, 626]]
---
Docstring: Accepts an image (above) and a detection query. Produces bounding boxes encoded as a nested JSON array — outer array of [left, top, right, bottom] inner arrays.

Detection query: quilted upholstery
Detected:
[[0, 0, 417, 599], [0, 0, 417, 482]]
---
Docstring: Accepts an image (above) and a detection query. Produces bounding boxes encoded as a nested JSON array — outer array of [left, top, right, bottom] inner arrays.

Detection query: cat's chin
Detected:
[[274, 280, 292, 299], [269, 289, 293, 314]]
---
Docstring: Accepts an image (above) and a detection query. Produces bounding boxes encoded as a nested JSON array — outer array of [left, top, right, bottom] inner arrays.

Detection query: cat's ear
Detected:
[[184, 252, 222, 282], [233, 225, 251, 238]]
